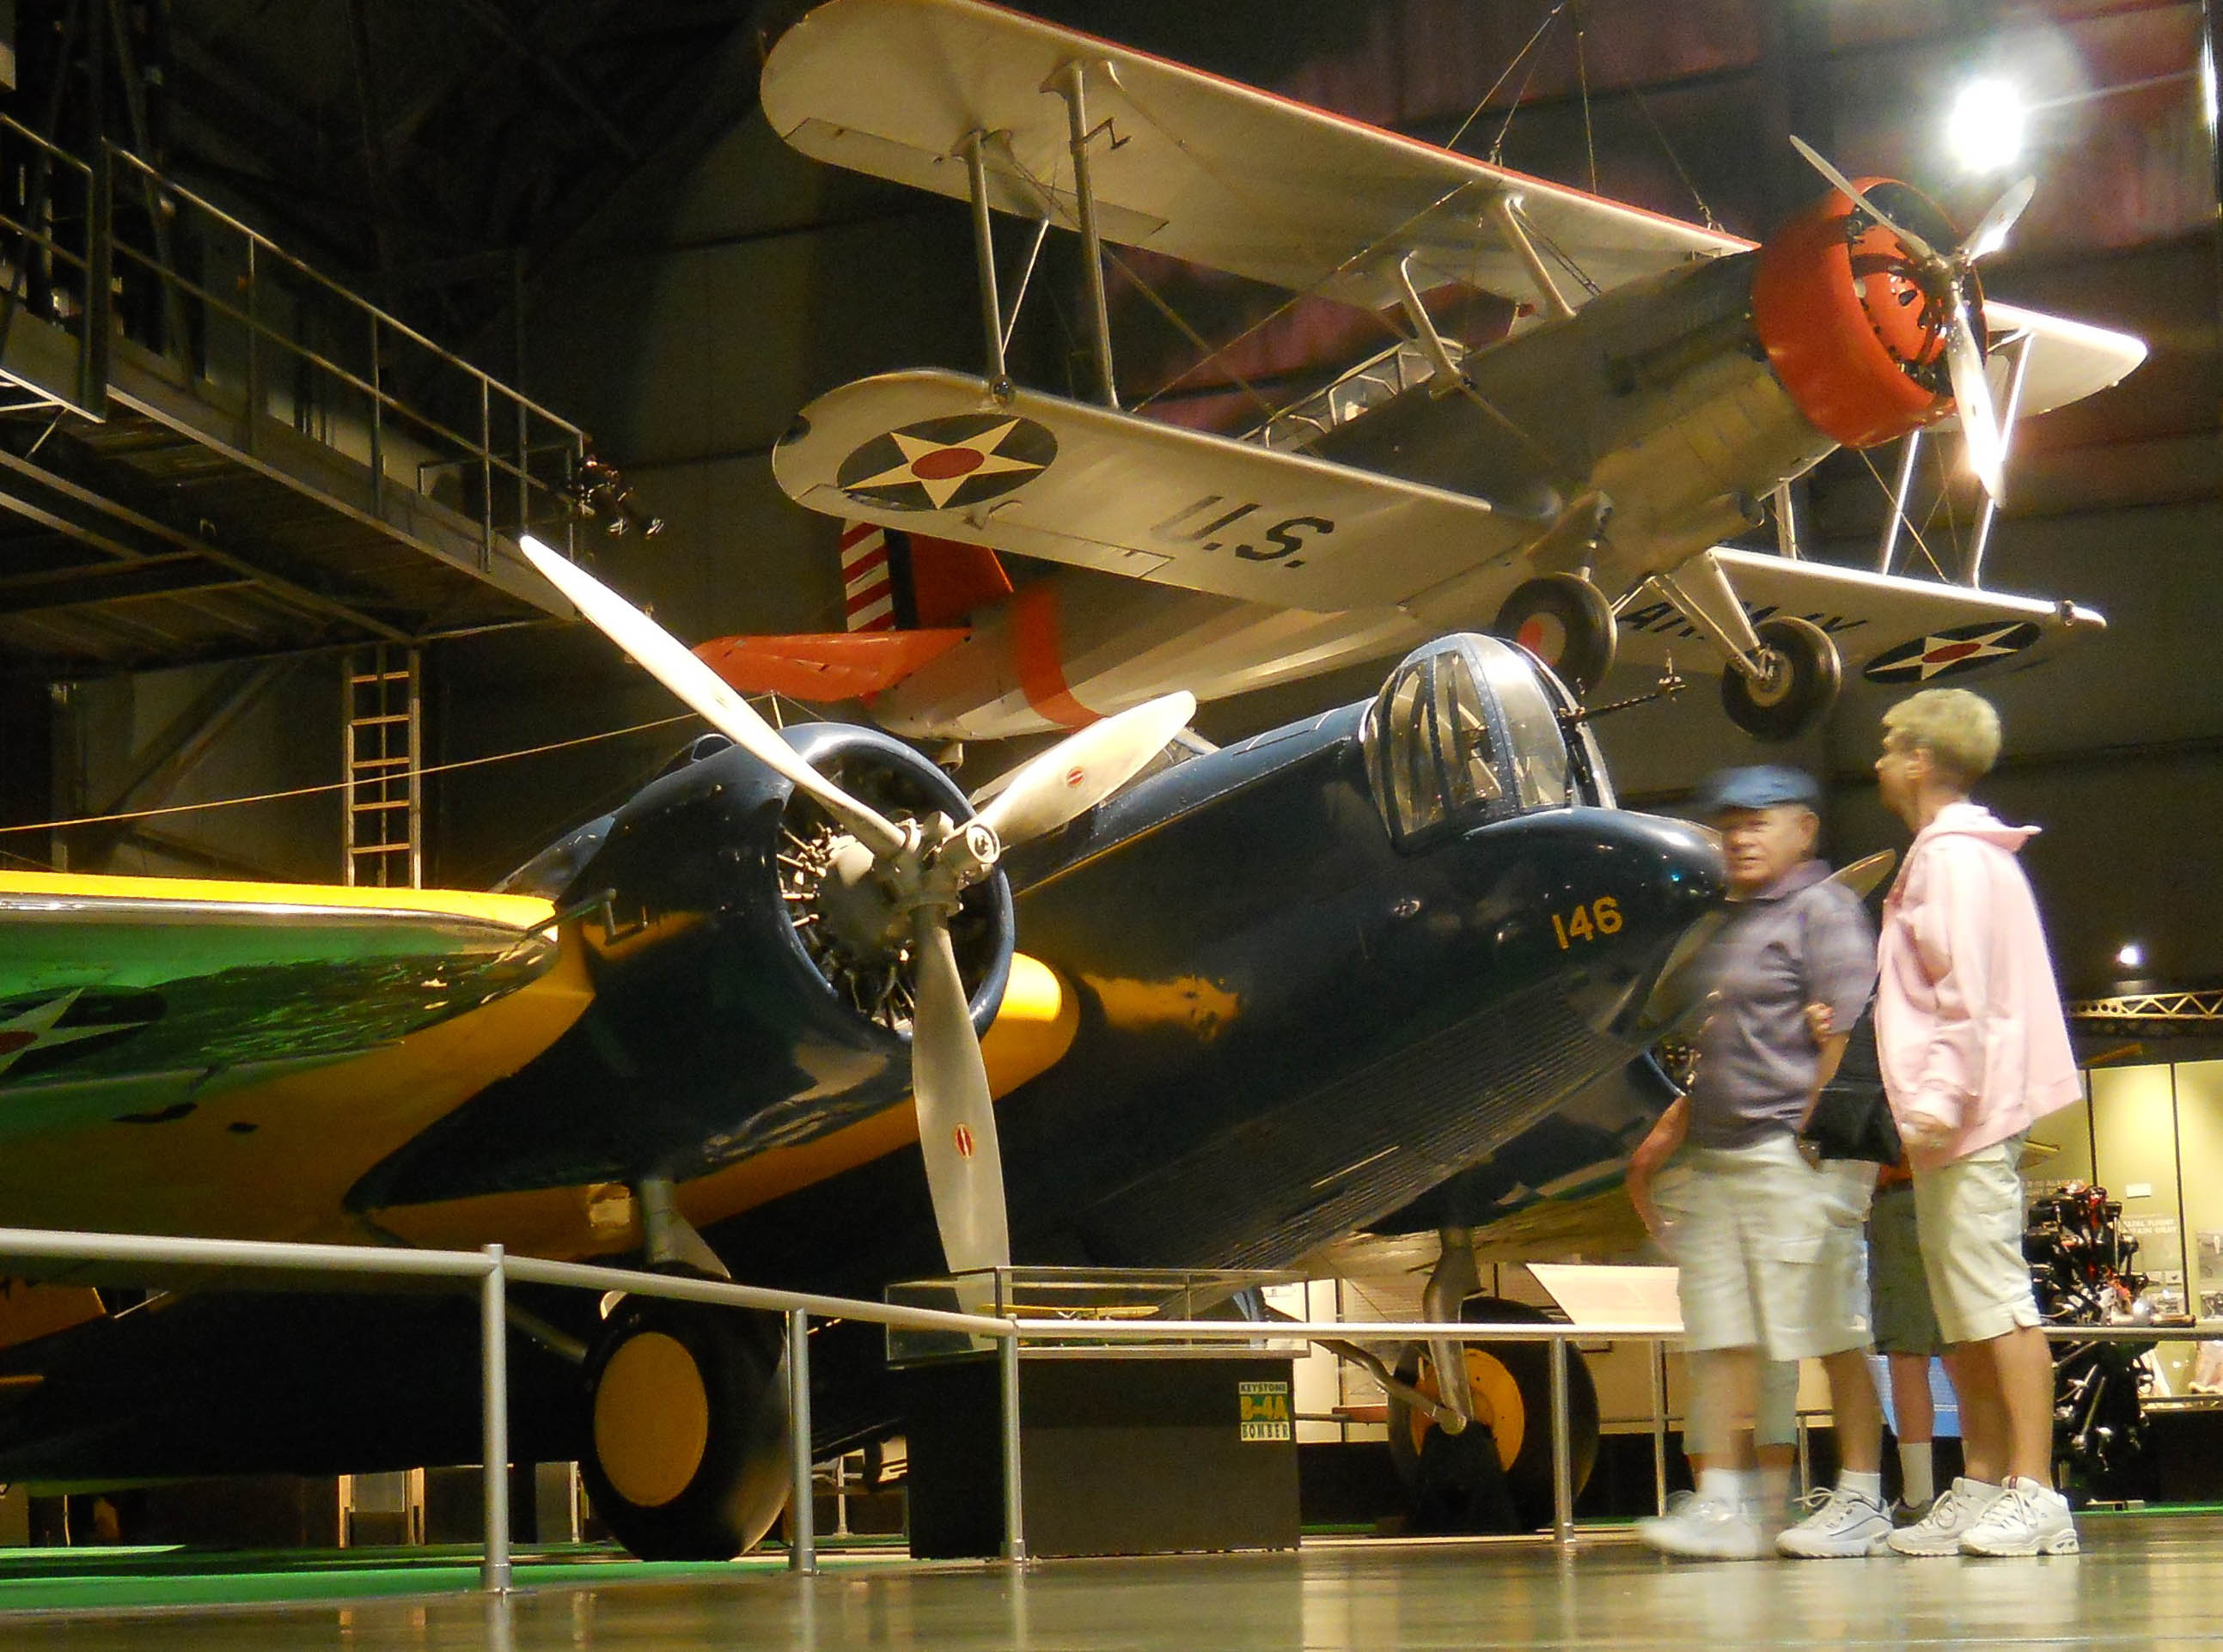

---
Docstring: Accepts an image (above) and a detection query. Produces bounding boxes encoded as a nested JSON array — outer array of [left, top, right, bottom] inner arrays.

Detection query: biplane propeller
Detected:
[[1789, 136, 2037, 501]]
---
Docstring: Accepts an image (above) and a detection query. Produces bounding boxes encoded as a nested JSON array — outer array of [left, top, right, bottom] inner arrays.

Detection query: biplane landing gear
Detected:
[[1720, 616, 1841, 741], [579, 1299, 792, 1560], [1384, 1299, 1599, 1533], [1492, 575, 1618, 698]]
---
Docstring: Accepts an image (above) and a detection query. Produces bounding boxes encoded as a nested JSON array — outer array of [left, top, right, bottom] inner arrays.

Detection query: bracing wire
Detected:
[[1446, 1, 1570, 154], [1576, 26, 1597, 196], [0, 708, 753, 843]]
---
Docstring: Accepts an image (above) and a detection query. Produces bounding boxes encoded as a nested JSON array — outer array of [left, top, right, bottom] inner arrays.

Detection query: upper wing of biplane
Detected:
[[762, 0, 2141, 428], [773, 368, 1534, 613], [0, 871, 588, 1240], [1615, 546, 2106, 684], [759, 0, 1740, 311]]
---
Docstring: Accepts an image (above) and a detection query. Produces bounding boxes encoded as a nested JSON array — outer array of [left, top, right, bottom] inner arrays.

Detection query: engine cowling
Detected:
[[1751, 180, 1980, 450], [351, 725, 1015, 1208]]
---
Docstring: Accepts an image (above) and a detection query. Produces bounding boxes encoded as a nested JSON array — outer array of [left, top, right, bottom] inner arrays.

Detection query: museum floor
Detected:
[[0, 1513, 2214, 1649]]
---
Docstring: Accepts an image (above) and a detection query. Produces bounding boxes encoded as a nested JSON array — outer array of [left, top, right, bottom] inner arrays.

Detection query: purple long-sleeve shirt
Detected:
[[1686, 859, 1878, 1152]]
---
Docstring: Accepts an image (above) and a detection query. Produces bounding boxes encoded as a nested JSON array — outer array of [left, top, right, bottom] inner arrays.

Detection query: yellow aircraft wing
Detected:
[[0, 871, 590, 1243]]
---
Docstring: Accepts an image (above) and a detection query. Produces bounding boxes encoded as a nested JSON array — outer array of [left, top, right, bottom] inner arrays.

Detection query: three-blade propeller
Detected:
[[1790, 137, 2035, 501], [521, 537, 1194, 1279]]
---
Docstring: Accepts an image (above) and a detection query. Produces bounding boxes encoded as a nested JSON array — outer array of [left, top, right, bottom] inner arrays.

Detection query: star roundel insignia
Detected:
[[0, 988, 163, 1081], [836, 414, 1056, 512], [1862, 620, 2042, 684]]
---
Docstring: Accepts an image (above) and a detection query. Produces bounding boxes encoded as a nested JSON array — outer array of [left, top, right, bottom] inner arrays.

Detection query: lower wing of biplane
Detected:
[[766, 368, 2111, 738]]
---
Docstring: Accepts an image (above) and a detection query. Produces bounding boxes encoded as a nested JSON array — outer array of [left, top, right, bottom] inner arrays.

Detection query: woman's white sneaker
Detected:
[[1886, 1478, 2006, 1556], [1958, 1476, 2080, 1557], [1775, 1484, 1894, 1558]]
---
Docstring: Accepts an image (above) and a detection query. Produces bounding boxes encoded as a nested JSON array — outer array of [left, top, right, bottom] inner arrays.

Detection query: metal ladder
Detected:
[[343, 647, 422, 887]]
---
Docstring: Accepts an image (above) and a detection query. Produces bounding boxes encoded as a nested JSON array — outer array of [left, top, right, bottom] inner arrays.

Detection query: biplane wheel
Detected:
[[1491, 576, 1617, 698], [580, 1300, 792, 1560], [1720, 615, 1841, 741], [1385, 1299, 1599, 1533]]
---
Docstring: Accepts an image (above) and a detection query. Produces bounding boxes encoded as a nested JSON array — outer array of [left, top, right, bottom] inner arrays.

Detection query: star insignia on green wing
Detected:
[[0, 991, 136, 1078]]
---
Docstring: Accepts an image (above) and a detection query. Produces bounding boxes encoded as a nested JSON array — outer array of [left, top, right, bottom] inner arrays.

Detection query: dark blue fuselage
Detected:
[[705, 699, 1721, 1301]]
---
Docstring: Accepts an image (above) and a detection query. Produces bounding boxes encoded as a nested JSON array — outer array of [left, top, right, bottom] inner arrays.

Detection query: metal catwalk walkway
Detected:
[[0, 1513, 2211, 1649], [0, 120, 582, 677]]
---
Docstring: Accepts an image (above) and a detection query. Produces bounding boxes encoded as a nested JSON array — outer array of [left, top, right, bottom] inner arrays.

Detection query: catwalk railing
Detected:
[[0, 1227, 2200, 1591], [0, 114, 585, 570]]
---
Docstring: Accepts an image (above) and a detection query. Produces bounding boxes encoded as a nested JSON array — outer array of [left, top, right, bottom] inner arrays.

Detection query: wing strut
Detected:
[[1482, 194, 1578, 322], [1051, 60, 1120, 409], [962, 131, 1012, 389], [1963, 331, 2036, 587], [1392, 254, 1466, 393], [1872, 329, 2035, 588], [1875, 430, 1924, 576]]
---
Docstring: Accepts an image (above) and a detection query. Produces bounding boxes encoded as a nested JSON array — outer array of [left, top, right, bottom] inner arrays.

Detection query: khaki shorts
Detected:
[[1912, 1133, 2039, 1345], [1655, 1133, 1877, 1362], [1869, 1180, 1945, 1356]]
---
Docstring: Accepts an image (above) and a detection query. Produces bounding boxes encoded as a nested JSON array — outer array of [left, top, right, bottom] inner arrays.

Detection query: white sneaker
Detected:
[[1958, 1476, 2080, 1557], [1888, 1478, 2006, 1557], [1634, 1494, 1771, 1560], [1775, 1485, 1894, 1558]]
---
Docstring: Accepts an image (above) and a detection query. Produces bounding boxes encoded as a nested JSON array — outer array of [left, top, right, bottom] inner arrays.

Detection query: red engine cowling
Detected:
[[1751, 180, 1979, 450]]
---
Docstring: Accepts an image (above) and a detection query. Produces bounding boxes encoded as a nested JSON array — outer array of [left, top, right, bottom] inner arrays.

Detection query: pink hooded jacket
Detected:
[[1875, 801, 2082, 1170]]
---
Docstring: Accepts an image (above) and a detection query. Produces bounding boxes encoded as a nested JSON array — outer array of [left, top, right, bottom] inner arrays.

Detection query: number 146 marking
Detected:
[[1550, 896, 1622, 949]]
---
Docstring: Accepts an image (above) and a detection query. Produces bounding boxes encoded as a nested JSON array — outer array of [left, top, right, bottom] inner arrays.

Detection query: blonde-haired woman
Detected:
[[1872, 687, 2082, 1558]]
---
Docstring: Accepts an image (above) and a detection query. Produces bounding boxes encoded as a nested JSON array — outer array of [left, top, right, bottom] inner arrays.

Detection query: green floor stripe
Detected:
[[0, 1545, 920, 1614]]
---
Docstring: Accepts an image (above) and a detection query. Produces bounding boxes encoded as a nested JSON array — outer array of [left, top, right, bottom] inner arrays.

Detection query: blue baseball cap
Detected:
[[1698, 765, 1821, 814]]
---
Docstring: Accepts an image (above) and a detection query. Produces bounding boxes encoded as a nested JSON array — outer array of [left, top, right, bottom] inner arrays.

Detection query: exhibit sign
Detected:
[[1238, 1381, 1293, 1442]]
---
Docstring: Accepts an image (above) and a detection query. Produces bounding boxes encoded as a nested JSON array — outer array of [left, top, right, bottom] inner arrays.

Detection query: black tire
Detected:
[[1720, 615, 1841, 741], [1384, 1298, 1600, 1533], [579, 1299, 793, 1560], [1491, 575, 1618, 698]]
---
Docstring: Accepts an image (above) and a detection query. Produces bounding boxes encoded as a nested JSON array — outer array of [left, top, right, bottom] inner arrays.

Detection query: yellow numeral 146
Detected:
[[1550, 896, 1622, 949]]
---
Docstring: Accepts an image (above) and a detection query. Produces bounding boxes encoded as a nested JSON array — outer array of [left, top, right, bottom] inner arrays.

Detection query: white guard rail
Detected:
[[0, 1228, 2202, 1588]]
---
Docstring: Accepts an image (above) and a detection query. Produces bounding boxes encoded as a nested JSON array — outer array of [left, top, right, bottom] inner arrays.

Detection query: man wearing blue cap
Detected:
[[1631, 765, 1890, 1559]]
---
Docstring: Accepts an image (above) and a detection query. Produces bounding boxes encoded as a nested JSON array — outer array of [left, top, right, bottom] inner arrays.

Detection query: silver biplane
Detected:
[[717, 0, 2146, 741]]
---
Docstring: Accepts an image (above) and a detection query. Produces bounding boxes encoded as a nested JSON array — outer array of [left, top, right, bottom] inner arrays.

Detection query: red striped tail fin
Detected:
[[840, 522, 900, 631], [841, 522, 1012, 631]]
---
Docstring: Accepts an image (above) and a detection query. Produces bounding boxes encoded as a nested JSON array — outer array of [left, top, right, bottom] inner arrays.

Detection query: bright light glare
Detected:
[[1946, 79, 2028, 173], [2116, 942, 2145, 971]]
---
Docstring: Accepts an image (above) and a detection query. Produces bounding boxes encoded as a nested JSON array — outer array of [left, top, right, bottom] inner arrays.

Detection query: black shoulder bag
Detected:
[[1796, 1008, 1902, 1167]]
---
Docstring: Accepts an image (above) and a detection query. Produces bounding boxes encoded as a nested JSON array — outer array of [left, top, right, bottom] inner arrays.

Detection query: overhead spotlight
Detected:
[[1946, 78, 2028, 174], [2116, 942, 2144, 971]]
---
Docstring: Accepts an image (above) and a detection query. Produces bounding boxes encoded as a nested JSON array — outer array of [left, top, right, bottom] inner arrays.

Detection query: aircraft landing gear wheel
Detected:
[[1492, 575, 1617, 698], [1385, 1299, 1600, 1533], [1720, 615, 1841, 741], [580, 1299, 792, 1560]]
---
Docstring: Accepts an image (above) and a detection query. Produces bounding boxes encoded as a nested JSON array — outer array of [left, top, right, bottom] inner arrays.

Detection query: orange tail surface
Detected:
[[692, 628, 968, 702]]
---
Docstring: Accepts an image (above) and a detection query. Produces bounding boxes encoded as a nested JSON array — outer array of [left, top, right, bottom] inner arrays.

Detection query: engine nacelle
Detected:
[[1751, 180, 1977, 450], [355, 725, 1015, 1207]]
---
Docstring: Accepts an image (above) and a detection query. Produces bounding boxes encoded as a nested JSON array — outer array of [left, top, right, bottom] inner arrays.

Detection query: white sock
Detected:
[[1697, 1467, 1755, 1507], [1898, 1442, 1934, 1507], [1837, 1468, 1884, 1503]]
